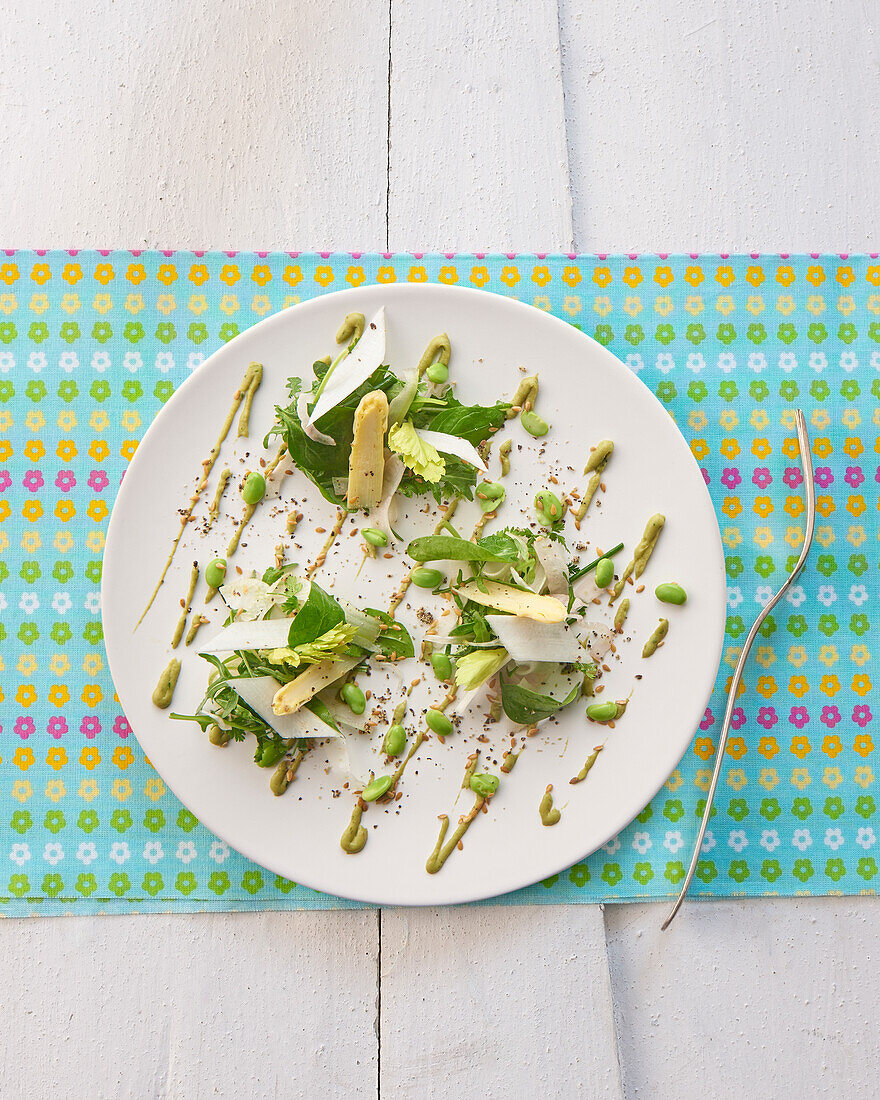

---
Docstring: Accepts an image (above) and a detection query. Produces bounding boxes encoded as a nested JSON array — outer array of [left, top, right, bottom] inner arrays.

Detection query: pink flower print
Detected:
[[23, 469, 44, 492], [789, 706, 809, 730], [80, 716, 101, 739], [820, 705, 842, 728], [113, 715, 132, 738], [844, 467, 864, 489], [814, 467, 834, 489], [757, 706, 778, 730], [730, 707, 746, 731], [87, 469, 109, 492], [783, 467, 803, 489], [752, 468, 772, 490], [0, 470, 11, 492], [721, 468, 742, 490], [54, 469, 76, 492], [15, 717, 35, 740], [699, 707, 715, 731], [853, 705, 873, 729], [47, 716, 68, 738]]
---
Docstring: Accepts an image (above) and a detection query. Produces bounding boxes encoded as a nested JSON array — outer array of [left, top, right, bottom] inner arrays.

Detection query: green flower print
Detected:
[[855, 796, 876, 819], [28, 321, 49, 343], [143, 872, 164, 897], [655, 323, 675, 345], [59, 321, 80, 344], [760, 798, 781, 821], [857, 858, 878, 881], [656, 381, 677, 404], [89, 380, 111, 402], [19, 561, 41, 583], [726, 556, 744, 578], [144, 808, 165, 833], [92, 322, 113, 344], [110, 809, 133, 833], [52, 561, 74, 584], [568, 864, 590, 887], [44, 810, 66, 834], [636, 804, 653, 824], [76, 873, 98, 897], [850, 614, 870, 637], [787, 615, 808, 638], [687, 381, 708, 402], [42, 874, 64, 898], [824, 858, 845, 883], [84, 561, 102, 584], [728, 860, 749, 884], [10, 811, 32, 835], [777, 323, 797, 344], [746, 322, 767, 344], [717, 323, 736, 345], [593, 324, 613, 346], [848, 554, 868, 577], [624, 324, 644, 346], [154, 380, 174, 403], [241, 870, 264, 895], [156, 322, 177, 344], [50, 622, 72, 644], [0, 322, 17, 344], [122, 380, 143, 402], [809, 379, 829, 401], [25, 380, 47, 402], [686, 323, 706, 344], [695, 860, 718, 884], [176, 872, 198, 896], [82, 622, 103, 644], [791, 797, 813, 821], [664, 862, 685, 885], [726, 615, 746, 639], [77, 810, 99, 833], [815, 554, 837, 578], [601, 863, 623, 887], [109, 873, 131, 897], [792, 858, 814, 883], [727, 799, 748, 823], [749, 380, 769, 402], [18, 623, 39, 645], [807, 322, 827, 343], [838, 323, 858, 345], [754, 555, 775, 578], [208, 871, 230, 895], [781, 379, 801, 401], [177, 809, 199, 832], [823, 797, 845, 820], [760, 860, 782, 883], [123, 321, 145, 343], [188, 322, 209, 344], [718, 380, 739, 401], [57, 379, 78, 402], [632, 863, 654, 886], [818, 614, 839, 637], [663, 799, 685, 822]]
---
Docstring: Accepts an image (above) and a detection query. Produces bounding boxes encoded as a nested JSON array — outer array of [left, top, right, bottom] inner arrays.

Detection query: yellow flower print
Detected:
[[837, 295, 855, 315], [92, 293, 113, 315], [113, 746, 134, 770], [121, 410, 141, 431], [847, 525, 866, 548], [157, 263, 179, 286], [86, 530, 105, 553], [57, 411, 77, 432], [622, 266, 642, 288], [754, 645, 775, 669], [26, 410, 45, 431], [145, 777, 166, 802], [80, 747, 101, 770], [806, 264, 825, 286], [251, 295, 272, 316], [836, 264, 855, 286], [819, 674, 840, 696], [815, 525, 835, 549], [94, 262, 115, 285], [0, 411, 11, 431], [715, 295, 735, 315], [623, 296, 643, 317], [822, 735, 843, 759], [758, 768, 779, 792], [48, 685, 69, 708], [852, 645, 871, 668], [54, 530, 74, 553], [408, 266, 427, 283], [189, 263, 209, 286], [0, 261, 17, 285], [60, 292, 81, 314], [715, 265, 735, 287], [46, 746, 67, 771], [790, 768, 811, 791], [49, 654, 70, 675], [314, 265, 334, 287], [593, 296, 612, 317], [753, 526, 773, 548], [0, 293, 17, 314], [30, 263, 50, 285], [62, 262, 83, 285], [811, 409, 831, 431], [654, 295, 673, 317], [593, 266, 612, 288], [653, 265, 673, 287], [531, 266, 550, 287], [823, 767, 843, 789], [788, 646, 808, 669], [500, 266, 520, 288], [219, 294, 239, 316], [693, 769, 712, 792], [251, 264, 271, 286], [745, 295, 764, 315], [562, 266, 581, 287], [853, 674, 872, 697], [806, 295, 825, 315], [78, 779, 99, 802], [21, 531, 41, 553], [124, 293, 144, 314], [81, 684, 103, 707], [13, 746, 35, 770], [684, 295, 703, 315], [684, 265, 704, 286], [842, 408, 861, 429], [18, 655, 38, 676], [111, 779, 132, 802], [90, 410, 109, 431], [282, 265, 302, 287], [818, 645, 838, 668], [664, 770, 683, 792], [121, 440, 138, 461], [745, 265, 765, 287], [29, 292, 49, 314], [719, 410, 739, 430], [22, 500, 43, 523], [776, 295, 795, 316], [88, 439, 108, 461], [188, 294, 208, 315], [690, 439, 709, 460], [378, 265, 397, 284], [722, 526, 742, 549], [854, 767, 874, 790], [438, 266, 458, 285], [83, 653, 104, 675], [533, 296, 551, 311], [12, 781, 33, 803], [868, 294, 880, 315], [126, 263, 146, 285], [727, 769, 748, 791], [156, 293, 176, 315], [346, 265, 366, 287], [688, 409, 708, 431], [44, 780, 65, 803], [562, 296, 581, 317], [750, 409, 769, 431], [282, 295, 299, 309], [24, 439, 44, 461]]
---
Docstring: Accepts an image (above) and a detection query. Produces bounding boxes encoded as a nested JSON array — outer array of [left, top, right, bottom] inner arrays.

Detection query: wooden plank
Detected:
[[605, 898, 880, 1097], [388, 0, 572, 251], [0, 0, 389, 248], [558, 0, 880, 251], [380, 906, 622, 1098], [0, 911, 380, 1099]]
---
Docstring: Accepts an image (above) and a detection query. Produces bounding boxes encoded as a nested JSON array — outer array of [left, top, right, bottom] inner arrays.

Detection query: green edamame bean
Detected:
[[477, 481, 506, 513], [430, 652, 453, 681], [594, 557, 614, 588], [426, 362, 449, 384], [205, 557, 227, 589], [382, 724, 407, 756], [362, 774, 393, 802], [270, 759, 290, 796], [426, 708, 453, 736], [469, 773, 499, 798], [655, 582, 687, 605], [586, 701, 618, 723], [521, 410, 549, 438], [411, 566, 444, 589], [362, 527, 388, 547], [340, 681, 366, 715], [242, 471, 266, 505], [534, 490, 564, 527], [208, 723, 231, 746], [256, 740, 286, 768]]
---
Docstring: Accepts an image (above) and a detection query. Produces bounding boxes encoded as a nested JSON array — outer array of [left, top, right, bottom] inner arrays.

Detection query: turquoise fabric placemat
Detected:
[[1, 249, 877, 914]]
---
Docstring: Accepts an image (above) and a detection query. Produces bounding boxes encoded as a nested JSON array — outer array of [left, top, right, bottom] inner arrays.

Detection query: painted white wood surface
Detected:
[[2, 1, 878, 1098]]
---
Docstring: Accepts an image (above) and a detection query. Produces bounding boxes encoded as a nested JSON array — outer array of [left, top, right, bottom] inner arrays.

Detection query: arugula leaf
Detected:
[[411, 395, 510, 446], [287, 581, 345, 648], [304, 697, 339, 731], [407, 533, 521, 564], [499, 669, 580, 724], [363, 608, 415, 659]]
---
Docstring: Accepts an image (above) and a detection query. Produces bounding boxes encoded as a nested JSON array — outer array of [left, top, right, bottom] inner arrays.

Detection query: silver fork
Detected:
[[661, 408, 815, 930]]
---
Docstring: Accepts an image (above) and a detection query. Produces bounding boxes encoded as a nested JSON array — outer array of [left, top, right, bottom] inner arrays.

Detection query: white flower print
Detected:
[[0, 351, 14, 372], [655, 353, 675, 375], [839, 351, 857, 373], [91, 351, 111, 373], [123, 351, 142, 373], [760, 830, 780, 852], [51, 592, 72, 614], [685, 353, 705, 373], [664, 831, 684, 854], [187, 352, 205, 371], [728, 830, 748, 853], [76, 842, 98, 866], [747, 352, 767, 373], [109, 842, 130, 865], [209, 839, 230, 864], [43, 843, 65, 866], [84, 592, 102, 613], [808, 351, 827, 372], [9, 843, 31, 867], [856, 827, 875, 850], [778, 352, 797, 373], [817, 585, 837, 608], [792, 828, 813, 852], [727, 587, 743, 609], [824, 828, 845, 851], [631, 831, 652, 855], [700, 830, 716, 854], [785, 585, 806, 608], [19, 592, 39, 614], [27, 351, 46, 373], [717, 352, 737, 373], [58, 351, 79, 373], [155, 351, 175, 374], [176, 841, 197, 865], [849, 585, 869, 607], [143, 842, 164, 865]]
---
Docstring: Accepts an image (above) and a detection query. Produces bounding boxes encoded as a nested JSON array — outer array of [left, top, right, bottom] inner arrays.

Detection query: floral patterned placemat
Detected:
[[1, 250, 877, 913]]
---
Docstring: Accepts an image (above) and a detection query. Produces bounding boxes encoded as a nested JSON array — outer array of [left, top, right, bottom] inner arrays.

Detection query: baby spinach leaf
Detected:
[[287, 581, 345, 648]]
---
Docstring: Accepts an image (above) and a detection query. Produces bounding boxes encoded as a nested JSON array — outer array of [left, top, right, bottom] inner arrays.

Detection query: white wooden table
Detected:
[[2, 2, 879, 1095]]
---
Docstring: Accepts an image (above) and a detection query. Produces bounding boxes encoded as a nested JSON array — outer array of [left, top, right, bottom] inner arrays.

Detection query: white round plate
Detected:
[[103, 283, 725, 906]]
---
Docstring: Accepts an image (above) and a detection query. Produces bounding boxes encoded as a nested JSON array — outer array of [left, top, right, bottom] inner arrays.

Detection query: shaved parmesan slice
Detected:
[[485, 615, 581, 664], [388, 368, 419, 425], [367, 453, 406, 541], [534, 536, 569, 598], [305, 307, 386, 429], [272, 657, 360, 715], [455, 579, 566, 623], [201, 618, 293, 653], [229, 677, 342, 739], [416, 428, 488, 473], [297, 392, 335, 445], [576, 621, 615, 663]]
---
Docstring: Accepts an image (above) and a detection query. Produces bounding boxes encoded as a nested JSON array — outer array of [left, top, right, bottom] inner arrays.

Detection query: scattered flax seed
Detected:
[[592, 597, 602, 605], [235, 565, 243, 574], [602, 663, 611, 672], [383, 552, 394, 559], [600, 481, 606, 492], [526, 725, 539, 738], [595, 684, 605, 694], [608, 720, 616, 730], [315, 527, 326, 534], [636, 584, 645, 594], [628, 576, 634, 585], [548, 474, 558, 484]]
